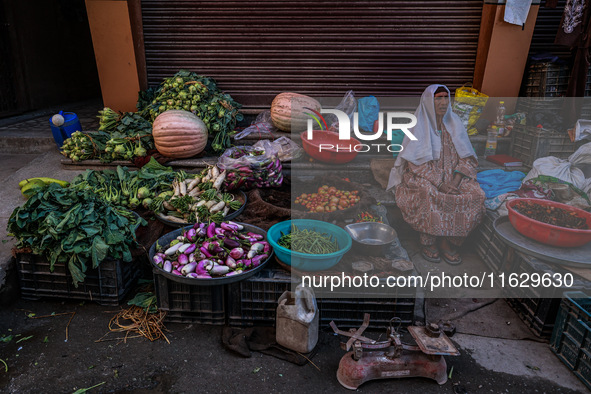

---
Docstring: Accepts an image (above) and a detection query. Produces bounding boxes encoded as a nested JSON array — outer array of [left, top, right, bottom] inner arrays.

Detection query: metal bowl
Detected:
[[344, 222, 397, 256]]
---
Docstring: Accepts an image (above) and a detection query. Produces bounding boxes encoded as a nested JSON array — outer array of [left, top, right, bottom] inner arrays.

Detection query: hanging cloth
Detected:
[[555, 0, 591, 125], [504, 0, 533, 26]]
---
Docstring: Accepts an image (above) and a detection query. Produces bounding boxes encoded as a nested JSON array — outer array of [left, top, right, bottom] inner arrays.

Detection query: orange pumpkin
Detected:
[[152, 110, 208, 158], [270, 93, 321, 132]]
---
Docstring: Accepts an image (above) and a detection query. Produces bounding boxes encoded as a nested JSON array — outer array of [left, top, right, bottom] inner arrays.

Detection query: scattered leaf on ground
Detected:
[[16, 336, 33, 343], [0, 358, 7, 372], [27, 313, 35, 318], [0, 335, 13, 343], [72, 382, 105, 394], [253, 367, 261, 374], [525, 364, 540, 371], [448, 366, 454, 379], [43, 336, 49, 343]]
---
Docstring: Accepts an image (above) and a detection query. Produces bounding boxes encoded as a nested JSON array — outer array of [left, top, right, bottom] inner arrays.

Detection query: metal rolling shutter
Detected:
[[528, 0, 569, 58], [141, 1, 483, 109]]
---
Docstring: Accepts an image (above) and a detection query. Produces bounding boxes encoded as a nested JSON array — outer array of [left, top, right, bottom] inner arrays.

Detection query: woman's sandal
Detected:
[[441, 247, 462, 265], [420, 245, 441, 263]]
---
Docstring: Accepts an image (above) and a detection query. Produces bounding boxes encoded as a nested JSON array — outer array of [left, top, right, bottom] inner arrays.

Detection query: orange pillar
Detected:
[[85, 0, 140, 113], [474, 3, 540, 103]]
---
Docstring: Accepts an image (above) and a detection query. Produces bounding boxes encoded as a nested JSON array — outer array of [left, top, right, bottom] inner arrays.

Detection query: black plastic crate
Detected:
[[503, 250, 591, 339], [153, 270, 226, 325], [550, 291, 591, 391], [227, 267, 416, 329], [16, 253, 140, 306], [510, 125, 579, 168], [473, 210, 507, 275], [318, 295, 415, 330], [227, 267, 293, 327], [521, 62, 570, 98]]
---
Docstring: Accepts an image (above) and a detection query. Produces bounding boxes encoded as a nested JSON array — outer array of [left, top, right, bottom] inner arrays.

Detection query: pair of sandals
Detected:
[[421, 240, 462, 265]]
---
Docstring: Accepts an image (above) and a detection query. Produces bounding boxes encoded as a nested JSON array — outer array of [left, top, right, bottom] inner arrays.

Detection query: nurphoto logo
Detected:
[[304, 108, 418, 153]]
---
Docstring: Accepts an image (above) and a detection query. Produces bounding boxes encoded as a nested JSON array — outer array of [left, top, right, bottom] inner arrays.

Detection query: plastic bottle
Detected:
[[484, 126, 498, 157], [495, 101, 506, 136]]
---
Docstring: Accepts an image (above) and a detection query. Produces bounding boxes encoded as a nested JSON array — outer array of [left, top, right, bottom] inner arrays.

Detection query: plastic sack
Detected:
[[357, 96, 380, 132], [568, 142, 591, 178], [573, 119, 591, 142], [523, 156, 586, 190], [233, 110, 278, 140], [253, 136, 302, 162], [217, 144, 283, 191], [452, 84, 488, 135], [325, 90, 357, 131]]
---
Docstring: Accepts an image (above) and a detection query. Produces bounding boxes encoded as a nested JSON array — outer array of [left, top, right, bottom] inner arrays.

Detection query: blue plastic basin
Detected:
[[267, 219, 352, 271]]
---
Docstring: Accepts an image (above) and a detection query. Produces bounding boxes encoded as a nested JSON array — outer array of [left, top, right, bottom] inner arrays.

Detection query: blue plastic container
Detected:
[[268, 219, 352, 271], [49, 111, 82, 147]]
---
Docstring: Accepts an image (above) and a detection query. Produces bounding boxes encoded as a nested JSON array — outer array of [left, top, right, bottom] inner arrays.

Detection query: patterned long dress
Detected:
[[394, 129, 486, 245]]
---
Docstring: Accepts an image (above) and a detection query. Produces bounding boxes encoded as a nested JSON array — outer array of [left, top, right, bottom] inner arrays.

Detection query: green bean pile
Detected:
[[278, 225, 339, 254]]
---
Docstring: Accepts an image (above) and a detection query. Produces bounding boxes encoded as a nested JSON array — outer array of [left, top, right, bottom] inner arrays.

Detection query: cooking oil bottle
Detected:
[[484, 125, 498, 158]]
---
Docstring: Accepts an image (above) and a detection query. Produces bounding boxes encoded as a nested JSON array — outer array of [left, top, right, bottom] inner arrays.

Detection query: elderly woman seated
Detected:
[[387, 85, 486, 265]]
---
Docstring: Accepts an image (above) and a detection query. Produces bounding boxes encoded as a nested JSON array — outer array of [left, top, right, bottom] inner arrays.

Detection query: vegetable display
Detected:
[[7, 183, 144, 286], [151, 165, 243, 224], [151, 110, 208, 158], [71, 158, 176, 210], [218, 146, 283, 191], [60, 109, 154, 162], [141, 70, 243, 152], [270, 92, 321, 132], [278, 225, 339, 254], [513, 200, 588, 229], [295, 186, 360, 213], [153, 221, 271, 278], [356, 211, 383, 223], [19, 177, 69, 199], [60, 69, 244, 163]]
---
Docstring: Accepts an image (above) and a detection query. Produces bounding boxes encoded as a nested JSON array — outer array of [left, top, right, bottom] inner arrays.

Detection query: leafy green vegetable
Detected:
[[7, 184, 145, 286], [70, 162, 176, 211], [127, 292, 158, 314]]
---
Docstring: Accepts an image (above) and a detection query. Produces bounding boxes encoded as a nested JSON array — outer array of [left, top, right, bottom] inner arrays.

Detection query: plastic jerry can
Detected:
[[276, 284, 319, 353]]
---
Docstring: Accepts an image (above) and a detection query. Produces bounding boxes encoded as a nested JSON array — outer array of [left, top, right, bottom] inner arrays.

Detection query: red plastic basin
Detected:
[[300, 130, 361, 164], [506, 198, 591, 248]]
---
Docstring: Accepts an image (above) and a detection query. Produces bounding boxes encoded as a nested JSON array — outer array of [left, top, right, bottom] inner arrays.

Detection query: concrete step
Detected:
[[0, 99, 102, 154], [0, 129, 56, 154]]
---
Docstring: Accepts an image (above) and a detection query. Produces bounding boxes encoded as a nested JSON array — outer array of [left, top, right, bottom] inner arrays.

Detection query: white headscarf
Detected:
[[386, 84, 476, 190]]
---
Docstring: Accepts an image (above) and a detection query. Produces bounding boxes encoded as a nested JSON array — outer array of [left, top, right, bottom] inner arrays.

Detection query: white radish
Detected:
[[188, 188, 202, 197], [211, 166, 220, 179], [210, 201, 225, 213], [213, 170, 226, 190], [163, 201, 175, 211], [187, 177, 201, 191], [205, 200, 216, 209], [179, 180, 187, 196]]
